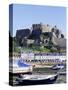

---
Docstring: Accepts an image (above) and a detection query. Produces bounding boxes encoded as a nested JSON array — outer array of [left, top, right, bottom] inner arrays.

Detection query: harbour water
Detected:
[[12, 66, 66, 85], [32, 66, 66, 83]]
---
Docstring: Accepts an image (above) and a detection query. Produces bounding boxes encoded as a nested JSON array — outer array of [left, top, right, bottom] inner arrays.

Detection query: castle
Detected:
[[16, 23, 66, 52]]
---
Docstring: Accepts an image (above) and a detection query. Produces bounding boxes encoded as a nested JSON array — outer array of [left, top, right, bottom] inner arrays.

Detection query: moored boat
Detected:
[[9, 59, 33, 75], [52, 64, 64, 70], [16, 74, 58, 85]]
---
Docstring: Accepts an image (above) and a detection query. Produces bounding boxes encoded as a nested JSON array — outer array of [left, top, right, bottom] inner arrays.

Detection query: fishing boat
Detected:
[[16, 74, 58, 85]]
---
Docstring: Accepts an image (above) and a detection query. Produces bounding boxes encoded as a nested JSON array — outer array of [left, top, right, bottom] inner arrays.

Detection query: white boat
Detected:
[[52, 64, 64, 70], [16, 74, 58, 85]]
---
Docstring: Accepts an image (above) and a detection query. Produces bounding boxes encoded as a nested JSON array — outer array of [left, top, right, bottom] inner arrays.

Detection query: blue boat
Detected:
[[9, 59, 33, 74]]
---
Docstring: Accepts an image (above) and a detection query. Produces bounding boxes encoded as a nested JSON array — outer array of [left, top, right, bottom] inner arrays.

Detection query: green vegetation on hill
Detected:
[[11, 36, 62, 53]]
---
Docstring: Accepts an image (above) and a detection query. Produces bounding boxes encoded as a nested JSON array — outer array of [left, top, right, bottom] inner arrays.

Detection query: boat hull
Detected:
[[17, 75, 58, 85]]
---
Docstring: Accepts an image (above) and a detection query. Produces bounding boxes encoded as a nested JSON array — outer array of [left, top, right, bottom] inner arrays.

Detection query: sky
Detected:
[[10, 4, 66, 37]]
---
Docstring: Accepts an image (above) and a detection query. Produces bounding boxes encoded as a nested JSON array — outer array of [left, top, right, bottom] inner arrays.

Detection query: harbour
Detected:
[[11, 67, 66, 85], [9, 56, 66, 85]]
